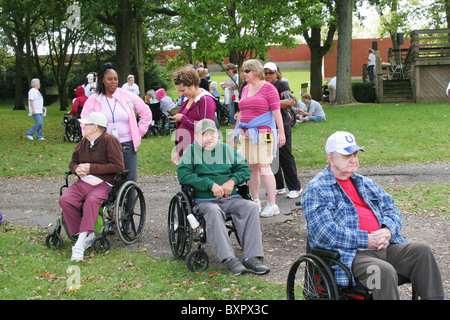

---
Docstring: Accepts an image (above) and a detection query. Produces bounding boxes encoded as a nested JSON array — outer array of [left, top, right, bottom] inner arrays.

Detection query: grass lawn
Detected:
[[1, 99, 448, 177], [0, 222, 285, 300]]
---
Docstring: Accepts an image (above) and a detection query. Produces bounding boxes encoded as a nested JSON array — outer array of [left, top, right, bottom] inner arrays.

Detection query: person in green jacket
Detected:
[[177, 119, 269, 276]]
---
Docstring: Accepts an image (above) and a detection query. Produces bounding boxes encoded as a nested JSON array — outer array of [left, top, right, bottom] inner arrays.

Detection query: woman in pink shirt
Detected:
[[235, 59, 285, 218], [170, 66, 216, 164], [81, 63, 152, 184]]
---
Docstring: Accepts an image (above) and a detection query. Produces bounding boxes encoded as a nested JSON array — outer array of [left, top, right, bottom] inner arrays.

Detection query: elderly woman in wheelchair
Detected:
[[175, 119, 269, 275], [58, 112, 125, 261]]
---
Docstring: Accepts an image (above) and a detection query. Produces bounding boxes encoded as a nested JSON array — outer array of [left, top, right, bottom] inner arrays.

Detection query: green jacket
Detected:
[[177, 140, 251, 199]]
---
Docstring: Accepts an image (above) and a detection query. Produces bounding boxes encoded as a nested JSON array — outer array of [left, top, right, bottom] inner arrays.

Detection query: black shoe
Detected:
[[242, 257, 270, 275], [226, 257, 248, 276]]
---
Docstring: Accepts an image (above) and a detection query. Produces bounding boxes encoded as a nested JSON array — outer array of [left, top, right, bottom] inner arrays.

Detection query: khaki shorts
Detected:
[[238, 132, 274, 165]]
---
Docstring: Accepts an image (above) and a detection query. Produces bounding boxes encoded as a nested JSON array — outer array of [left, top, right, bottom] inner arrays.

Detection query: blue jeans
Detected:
[[26, 113, 44, 139], [368, 65, 375, 81], [308, 116, 325, 122]]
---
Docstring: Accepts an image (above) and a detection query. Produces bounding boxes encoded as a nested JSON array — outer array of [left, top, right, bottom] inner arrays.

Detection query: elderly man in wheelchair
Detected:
[[59, 112, 125, 261], [291, 131, 445, 300], [176, 119, 269, 275]]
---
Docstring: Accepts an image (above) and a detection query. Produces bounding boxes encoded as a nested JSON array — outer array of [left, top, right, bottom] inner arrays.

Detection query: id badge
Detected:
[[112, 128, 119, 139], [265, 132, 272, 142]]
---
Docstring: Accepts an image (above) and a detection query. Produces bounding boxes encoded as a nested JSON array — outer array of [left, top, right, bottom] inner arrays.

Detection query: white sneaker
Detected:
[[260, 203, 280, 218], [276, 188, 286, 195], [71, 246, 84, 262], [83, 232, 96, 250], [286, 189, 303, 199], [253, 199, 261, 213], [26, 135, 34, 140], [37, 137, 46, 141]]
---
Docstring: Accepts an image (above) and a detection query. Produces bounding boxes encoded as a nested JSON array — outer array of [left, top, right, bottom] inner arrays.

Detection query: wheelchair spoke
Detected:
[[115, 181, 146, 244], [287, 255, 338, 300]]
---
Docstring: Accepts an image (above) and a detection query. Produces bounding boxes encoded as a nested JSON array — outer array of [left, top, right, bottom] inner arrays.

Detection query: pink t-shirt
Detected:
[[336, 178, 380, 233], [101, 96, 132, 143], [238, 82, 280, 132]]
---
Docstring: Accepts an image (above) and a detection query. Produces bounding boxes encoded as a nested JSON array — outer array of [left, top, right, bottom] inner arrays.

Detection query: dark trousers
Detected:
[[274, 124, 301, 191], [352, 242, 445, 300]]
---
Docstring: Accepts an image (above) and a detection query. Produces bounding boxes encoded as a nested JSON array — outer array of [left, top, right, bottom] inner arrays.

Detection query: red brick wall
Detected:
[[155, 38, 411, 78], [323, 38, 411, 78]]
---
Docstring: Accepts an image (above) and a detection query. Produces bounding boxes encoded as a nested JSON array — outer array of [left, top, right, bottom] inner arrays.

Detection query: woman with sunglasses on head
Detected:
[[263, 62, 302, 200], [81, 63, 152, 185], [170, 66, 216, 164], [234, 59, 285, 218]]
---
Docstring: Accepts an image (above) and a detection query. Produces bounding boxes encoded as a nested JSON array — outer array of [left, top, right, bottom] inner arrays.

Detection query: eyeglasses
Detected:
[[243, 70, 252, 74], [265, 71, 275, 75]]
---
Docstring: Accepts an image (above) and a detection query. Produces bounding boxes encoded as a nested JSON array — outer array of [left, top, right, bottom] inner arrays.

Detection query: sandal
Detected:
[[71, 246, 84, 262]]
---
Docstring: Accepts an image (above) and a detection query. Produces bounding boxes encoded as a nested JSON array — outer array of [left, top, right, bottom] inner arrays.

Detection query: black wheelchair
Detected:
[[286, 242, 418, 300], [45, 170, 146, 253], [146, 102, 171, 136], [215, 98, 230, 127], [167, 184, 250, 272], [62, 113, 82, 143]]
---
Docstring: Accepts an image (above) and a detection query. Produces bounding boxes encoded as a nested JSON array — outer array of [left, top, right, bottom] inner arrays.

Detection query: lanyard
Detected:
[[105, 96, 117, 123]]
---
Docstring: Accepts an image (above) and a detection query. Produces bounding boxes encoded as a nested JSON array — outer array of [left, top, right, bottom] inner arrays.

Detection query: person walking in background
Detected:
[[26, 78, 46, 141]]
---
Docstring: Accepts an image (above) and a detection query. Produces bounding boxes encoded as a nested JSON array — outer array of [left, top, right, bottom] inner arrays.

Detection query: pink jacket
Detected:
[[81, 88, 152, 152]]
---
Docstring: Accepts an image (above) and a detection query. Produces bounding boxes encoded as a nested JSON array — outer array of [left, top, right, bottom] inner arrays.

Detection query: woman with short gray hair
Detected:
[[26, 78, 46, 141]]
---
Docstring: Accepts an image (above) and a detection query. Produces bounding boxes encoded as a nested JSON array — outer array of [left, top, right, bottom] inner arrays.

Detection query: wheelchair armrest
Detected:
[[113, 170, 130, 182], [311, 247, 341, 260]]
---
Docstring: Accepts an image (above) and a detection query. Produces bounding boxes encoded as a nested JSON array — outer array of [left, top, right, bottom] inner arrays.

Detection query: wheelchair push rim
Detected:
[[168, 191, 193, 259], [114, 180, 146, 245], [64, 117, 82, 143], [287, 254, 339, 300]]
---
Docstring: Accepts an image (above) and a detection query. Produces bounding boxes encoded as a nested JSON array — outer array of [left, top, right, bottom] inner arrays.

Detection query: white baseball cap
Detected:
[[325, 131, 365, 155], [79, 112, 108, 128], [263, 62, 278, 72]]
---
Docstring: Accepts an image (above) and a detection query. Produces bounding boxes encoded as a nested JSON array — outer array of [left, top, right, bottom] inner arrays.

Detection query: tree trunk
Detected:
[[134, 11, 145, 97], [309, 45, 324, 101], [13, 52, 26, 111], [335, 0, 354, 105], [115, 0, 132, 85]]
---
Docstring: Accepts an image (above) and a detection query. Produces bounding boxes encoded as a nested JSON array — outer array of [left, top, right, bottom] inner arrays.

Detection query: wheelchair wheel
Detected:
[[65, 117, 82, 143], [218, 105, 230, 126], [186, 249, 209, 272], [92, 235, 111, 253], [159, 116, 170, 136], [45, 232, 63, 250], [287, 254, 339, 300], [114, 180, 146, 245], [168, 191, 193, 258]]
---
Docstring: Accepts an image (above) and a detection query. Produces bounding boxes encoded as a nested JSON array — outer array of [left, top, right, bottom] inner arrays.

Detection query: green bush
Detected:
[[352, 82, 376, 103]]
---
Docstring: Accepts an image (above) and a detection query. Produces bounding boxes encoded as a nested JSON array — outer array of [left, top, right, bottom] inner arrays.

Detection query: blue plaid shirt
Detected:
[[301, 166, 406, 286]]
